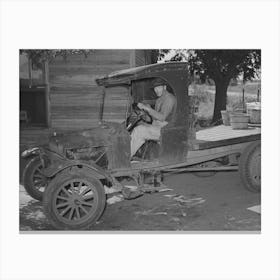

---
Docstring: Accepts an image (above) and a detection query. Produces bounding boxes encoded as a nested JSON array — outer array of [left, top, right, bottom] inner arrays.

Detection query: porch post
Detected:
[[43, 61, 51, 128]]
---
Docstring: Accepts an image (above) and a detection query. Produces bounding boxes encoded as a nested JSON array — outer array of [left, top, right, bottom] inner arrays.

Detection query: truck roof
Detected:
[[95, 62, 188, 87]]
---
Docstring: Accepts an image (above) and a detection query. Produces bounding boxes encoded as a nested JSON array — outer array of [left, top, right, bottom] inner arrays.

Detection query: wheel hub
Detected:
[[74, 199, 81, 206]]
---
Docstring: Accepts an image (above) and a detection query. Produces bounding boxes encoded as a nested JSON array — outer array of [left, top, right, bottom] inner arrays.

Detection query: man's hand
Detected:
[[137, 103, 151, 112]]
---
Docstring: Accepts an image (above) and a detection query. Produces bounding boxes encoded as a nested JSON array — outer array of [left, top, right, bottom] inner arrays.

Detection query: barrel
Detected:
[[249, 109, 261, 124], [229, 112, 250, 129], [246, 102, 261, 124], [221, 110, 230, 126]]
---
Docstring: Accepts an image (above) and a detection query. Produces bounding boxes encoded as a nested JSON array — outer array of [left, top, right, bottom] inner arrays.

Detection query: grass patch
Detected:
[[189, 83, 260, 125]]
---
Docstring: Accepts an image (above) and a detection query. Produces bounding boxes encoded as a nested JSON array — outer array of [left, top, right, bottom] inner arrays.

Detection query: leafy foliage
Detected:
[[20, 49, 95, 67], [188, 50, 261, 82], [158, 49, 261, 123], [159, 49, 261, 82], [158, 49, 190, 62]]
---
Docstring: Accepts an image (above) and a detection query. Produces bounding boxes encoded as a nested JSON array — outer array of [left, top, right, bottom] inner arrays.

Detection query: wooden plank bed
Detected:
[[191, 125, 261, 150]]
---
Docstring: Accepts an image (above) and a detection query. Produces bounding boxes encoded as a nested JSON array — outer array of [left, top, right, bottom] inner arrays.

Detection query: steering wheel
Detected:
[[126, 104, 152, 132]]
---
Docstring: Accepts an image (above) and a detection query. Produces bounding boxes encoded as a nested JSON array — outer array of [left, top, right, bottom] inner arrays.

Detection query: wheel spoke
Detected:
[[81, 201, 94, 207], [79, 205, 89, 215], [76, 207, 81, 219], [68, 207, 75, 220], [83, 194, 94, 200], [60, 205, 71, 217], [34, 168, 44, 174], [62, 187, 71, 197], [70, 182, 75, 193], [33, 174, 44, 179], [80, 186, 91, 196], [34, 179, 43, 185], [57, 195, 68, 201], [56, 202, 69, 209]]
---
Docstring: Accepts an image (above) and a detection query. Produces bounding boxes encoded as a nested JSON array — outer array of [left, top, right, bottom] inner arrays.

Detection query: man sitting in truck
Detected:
[[130, 78, 177, 157]]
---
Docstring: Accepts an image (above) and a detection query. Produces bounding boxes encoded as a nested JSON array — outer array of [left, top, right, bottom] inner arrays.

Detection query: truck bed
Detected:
[[190, 125, 261, 150], [113, 125, 261, 176]]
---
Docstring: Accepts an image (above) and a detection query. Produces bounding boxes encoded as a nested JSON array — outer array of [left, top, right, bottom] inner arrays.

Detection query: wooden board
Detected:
[[48, 50, 133, 88], [49, 86, 129, 129], [20, 127, 50, 148], [112, 141, 257, 176], [192, 125, 261, 150], [196, 125, 261, 141], [46, 50, 137, 130]]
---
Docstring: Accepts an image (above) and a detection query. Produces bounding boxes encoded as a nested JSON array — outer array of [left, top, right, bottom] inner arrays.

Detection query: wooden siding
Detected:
[[49, 50, 133, 130], [130, 49, 154, 67], [20, 127, 50, 149], [50, 86, 129, 129], [20, 50, 152, 148]]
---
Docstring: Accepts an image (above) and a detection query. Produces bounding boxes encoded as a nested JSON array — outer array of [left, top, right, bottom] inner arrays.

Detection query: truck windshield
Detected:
[[100, 86, 131, 124]]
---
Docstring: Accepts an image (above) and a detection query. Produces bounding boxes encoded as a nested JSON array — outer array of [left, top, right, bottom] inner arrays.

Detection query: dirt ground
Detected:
[[19, 171, 261, 232]]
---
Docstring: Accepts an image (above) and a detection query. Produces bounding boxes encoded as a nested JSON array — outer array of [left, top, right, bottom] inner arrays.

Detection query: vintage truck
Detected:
[[21, 62, 261, 230]]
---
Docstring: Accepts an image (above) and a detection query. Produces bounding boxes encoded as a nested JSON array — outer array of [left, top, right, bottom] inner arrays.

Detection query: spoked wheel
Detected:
[[43, 169, 106, 230], [22, 156, 49, 201], [239, 141, 261, 192]]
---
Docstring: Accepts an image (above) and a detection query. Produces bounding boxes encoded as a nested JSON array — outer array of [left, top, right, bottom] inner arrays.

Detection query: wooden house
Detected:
[[20, 49, 155, 149]]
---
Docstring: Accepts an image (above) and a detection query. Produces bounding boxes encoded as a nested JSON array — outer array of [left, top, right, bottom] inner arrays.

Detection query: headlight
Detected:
[[21, 147, 40, 158]]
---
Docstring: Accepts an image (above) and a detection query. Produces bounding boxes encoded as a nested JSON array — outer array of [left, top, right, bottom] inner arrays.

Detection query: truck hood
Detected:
[[49, 122, 127, 153]]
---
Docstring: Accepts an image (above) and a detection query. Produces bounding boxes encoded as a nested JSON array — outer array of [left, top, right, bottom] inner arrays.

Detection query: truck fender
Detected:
[[21, 147, 40, 159], [42, 161, 108, 179]]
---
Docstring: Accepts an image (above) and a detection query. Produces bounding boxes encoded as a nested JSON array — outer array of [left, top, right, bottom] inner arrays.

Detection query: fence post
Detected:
[[242, 80, 245, 112]]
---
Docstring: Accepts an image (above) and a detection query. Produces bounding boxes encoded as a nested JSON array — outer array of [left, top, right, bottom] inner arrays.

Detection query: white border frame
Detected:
[[1, 1, 280, 279]]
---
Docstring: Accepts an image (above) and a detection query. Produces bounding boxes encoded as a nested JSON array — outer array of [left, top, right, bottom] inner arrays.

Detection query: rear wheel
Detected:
[[43, 169, 106, 230], [239, 141, 261, 192]]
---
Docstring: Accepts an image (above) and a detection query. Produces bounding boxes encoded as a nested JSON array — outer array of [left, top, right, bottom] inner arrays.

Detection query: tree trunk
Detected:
[[212, 79, 230, 124]]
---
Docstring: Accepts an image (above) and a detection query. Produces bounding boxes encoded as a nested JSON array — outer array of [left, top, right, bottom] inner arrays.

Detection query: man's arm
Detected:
[[146, 107, 166, 121], [138, 97, 175, 122]]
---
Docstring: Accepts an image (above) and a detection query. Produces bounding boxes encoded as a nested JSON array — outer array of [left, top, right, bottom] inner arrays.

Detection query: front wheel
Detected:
[[22, 156, 49, 201], [239, 141, 261, 192], [43, 169, 106, 230]]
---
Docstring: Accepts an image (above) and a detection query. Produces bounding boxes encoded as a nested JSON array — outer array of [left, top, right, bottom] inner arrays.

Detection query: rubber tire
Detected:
[[239, 141, 261, 193], [22, 156, 49, 201], [43, 168, 106, 230]]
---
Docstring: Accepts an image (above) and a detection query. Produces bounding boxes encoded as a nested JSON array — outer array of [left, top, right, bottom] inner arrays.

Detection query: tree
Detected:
[[158, 49, 189, 62], [159, 49, 261, 123], [188, 50, 261, 123], [150, 49, 161, 64], [20, 49, 95, 67]]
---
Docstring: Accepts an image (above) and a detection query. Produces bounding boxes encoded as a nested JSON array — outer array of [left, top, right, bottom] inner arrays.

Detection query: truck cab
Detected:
[[95, 62, 190, 167]]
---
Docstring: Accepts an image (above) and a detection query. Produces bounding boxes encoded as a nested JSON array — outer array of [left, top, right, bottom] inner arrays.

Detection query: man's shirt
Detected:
[[154, 91, 177, 123]]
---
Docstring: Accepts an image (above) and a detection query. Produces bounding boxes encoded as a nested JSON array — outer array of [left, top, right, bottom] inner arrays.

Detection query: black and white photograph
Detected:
[[19, 49, 261, 231], [1, 0, 280, 280]]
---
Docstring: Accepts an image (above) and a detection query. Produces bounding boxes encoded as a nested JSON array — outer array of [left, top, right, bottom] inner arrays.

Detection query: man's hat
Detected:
[[151, 78, 167, 88]]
